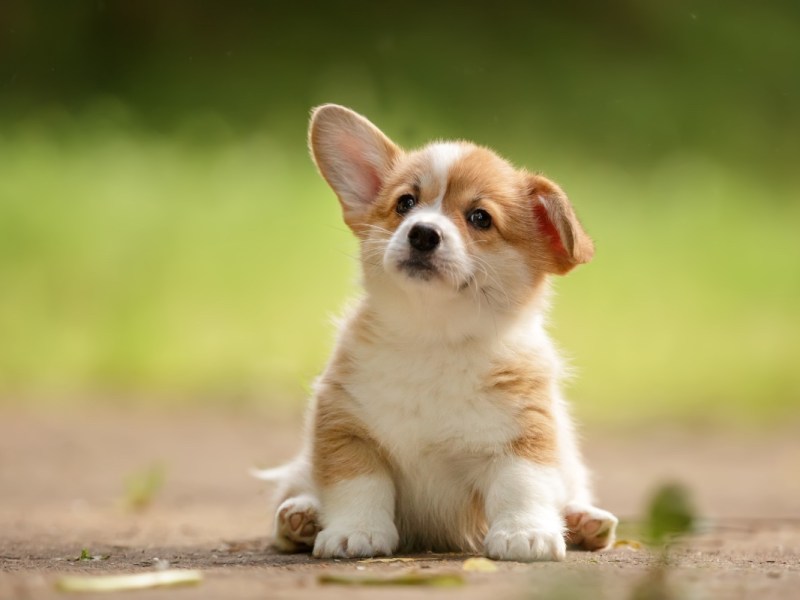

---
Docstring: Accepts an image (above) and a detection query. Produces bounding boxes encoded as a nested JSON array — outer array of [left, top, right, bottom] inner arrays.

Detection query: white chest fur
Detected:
[[345, 337, 518, 467]]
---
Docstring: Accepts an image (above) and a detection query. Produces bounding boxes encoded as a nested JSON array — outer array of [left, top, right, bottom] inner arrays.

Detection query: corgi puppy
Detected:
[[255, 104, 617, 561]]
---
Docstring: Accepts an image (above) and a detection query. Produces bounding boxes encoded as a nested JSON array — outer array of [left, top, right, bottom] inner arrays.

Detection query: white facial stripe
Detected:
[[426, 143, 465, 207]]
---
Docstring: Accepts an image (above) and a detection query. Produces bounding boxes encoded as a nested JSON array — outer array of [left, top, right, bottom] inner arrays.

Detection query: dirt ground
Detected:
[[1, 407, 799, 599]]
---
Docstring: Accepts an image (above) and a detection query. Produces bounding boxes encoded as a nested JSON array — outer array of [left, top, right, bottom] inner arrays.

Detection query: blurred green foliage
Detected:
[[0, 1, 798, 423], [645, 483, 696, 546], [123, 462, 165, 511]]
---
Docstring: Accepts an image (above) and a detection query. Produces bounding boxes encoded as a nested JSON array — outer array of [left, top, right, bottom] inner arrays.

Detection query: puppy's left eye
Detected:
[[468, 208, 492, 230], [396, 194, 417, 215]]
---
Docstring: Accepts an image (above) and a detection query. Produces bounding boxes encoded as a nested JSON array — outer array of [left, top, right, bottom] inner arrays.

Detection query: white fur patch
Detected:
[[425, 142, 466, 206]]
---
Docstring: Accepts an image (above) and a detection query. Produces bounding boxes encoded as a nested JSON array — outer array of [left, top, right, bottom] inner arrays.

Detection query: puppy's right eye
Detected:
[[395, 194, 417, 215]]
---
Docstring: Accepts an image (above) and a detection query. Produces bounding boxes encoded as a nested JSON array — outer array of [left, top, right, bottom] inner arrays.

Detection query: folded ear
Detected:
[[308, 104, 401, 229], [526, 174, 594, 275]]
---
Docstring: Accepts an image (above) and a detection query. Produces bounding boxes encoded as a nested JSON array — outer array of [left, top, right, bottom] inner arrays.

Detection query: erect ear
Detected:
[[526, 173, 594, 275], [308, 104, 401, 229]]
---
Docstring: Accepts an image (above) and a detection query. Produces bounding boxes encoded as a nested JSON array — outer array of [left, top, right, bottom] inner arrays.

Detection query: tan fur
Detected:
[[439, 148, 594, 278], [509, 405, 559, 465], [311, 375, 388, 487], [523, 173, 595, 274], [485, 357, 559, 465]]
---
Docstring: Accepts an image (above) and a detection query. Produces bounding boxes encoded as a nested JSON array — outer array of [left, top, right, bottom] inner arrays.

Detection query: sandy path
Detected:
[[1, 408, 798, 598]]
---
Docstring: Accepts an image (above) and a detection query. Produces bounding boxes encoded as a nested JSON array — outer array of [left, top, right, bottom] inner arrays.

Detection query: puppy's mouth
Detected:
[[397, 256, 440, 281], [395, 255, 474, 291]]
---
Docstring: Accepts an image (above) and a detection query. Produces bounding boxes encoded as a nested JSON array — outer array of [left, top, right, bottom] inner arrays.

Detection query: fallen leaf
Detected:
[[462, 557, 498, 572], [318, 571, 464, 587], [613, 539, 643, 551], [357, 557, 421, 564], [55, 569, 203, 593]]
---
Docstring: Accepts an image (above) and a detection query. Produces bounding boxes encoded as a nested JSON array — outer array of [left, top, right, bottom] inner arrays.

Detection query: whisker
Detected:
[[469, 254, 512, 308], [339, 250, 383, 269], [482, 288, 500, 337], [360, 223, 395, 236]]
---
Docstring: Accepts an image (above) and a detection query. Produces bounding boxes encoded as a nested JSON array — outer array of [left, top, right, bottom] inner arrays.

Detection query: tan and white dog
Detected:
[[256, 104, 617, 561]]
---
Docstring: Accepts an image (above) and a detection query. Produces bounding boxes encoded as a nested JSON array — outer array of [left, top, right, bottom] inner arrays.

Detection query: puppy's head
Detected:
[[309, 104, 593, 313]]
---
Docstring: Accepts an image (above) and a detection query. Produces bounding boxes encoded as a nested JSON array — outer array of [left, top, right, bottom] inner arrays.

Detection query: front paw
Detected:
[[312, 525, 399, 559], [484, 526, 566, 562]]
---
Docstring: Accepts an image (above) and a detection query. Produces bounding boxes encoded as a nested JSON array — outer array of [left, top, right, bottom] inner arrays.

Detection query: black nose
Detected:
[[408, 224, 442, 252]]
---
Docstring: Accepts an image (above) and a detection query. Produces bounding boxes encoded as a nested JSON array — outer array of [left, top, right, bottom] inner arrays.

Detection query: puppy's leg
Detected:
[[253, 452, 322, 552], [311, 387, 398, 559], [482, 457, 567, 562], [564, 502, 618, 551], [313, 470, 398, 558]]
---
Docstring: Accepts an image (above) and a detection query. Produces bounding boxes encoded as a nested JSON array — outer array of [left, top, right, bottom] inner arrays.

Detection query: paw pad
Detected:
[[564, 505, 618, 551], [274, 496, 321, 552]]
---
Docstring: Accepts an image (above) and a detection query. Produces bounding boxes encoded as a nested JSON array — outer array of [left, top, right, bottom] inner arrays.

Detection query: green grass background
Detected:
[[1, 1, 798, 425]]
